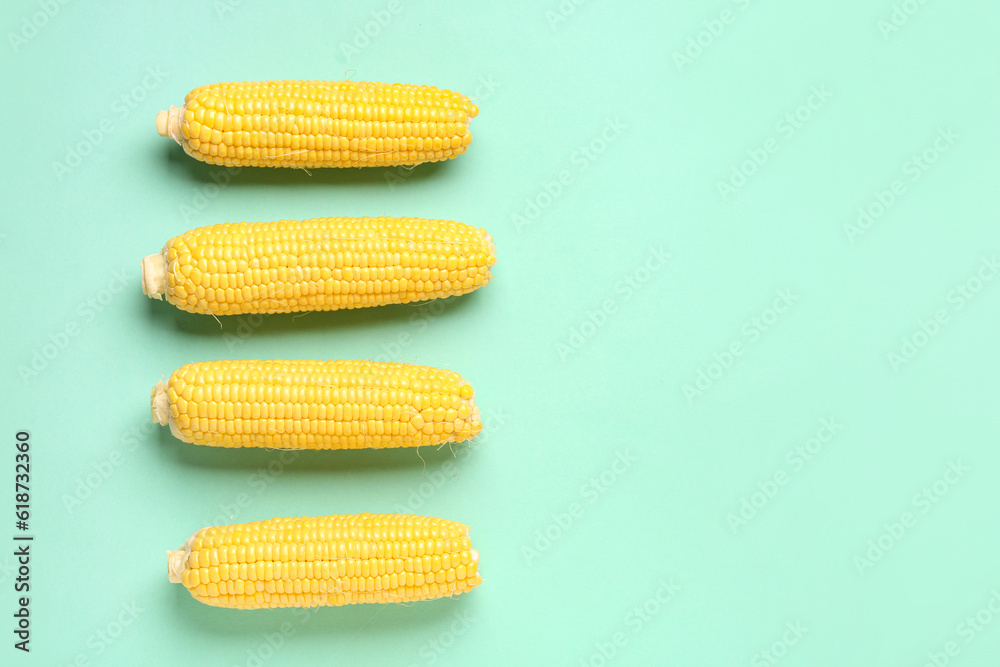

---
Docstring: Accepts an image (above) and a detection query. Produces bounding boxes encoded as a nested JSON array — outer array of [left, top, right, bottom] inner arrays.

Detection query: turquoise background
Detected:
[[2, 0, 1000, 664]]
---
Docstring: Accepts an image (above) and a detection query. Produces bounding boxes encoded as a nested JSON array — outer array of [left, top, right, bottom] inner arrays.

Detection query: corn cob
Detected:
[[141, 216, 496, 316], [167, 514, 482, 609], [151, 359, 481, 449], [156, 80, 478, 168]]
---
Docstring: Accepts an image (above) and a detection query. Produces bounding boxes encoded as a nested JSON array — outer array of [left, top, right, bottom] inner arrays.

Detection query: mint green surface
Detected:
[[3, 1, 1000, 664]]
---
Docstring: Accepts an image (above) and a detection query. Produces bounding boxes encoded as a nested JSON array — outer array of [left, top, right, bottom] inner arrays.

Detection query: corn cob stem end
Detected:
[[151, 381, 170, 426], [167, 549, 186, 584], [141, 254, 167, 299], [156, 106, 184, 144], [151, 381, 187, 442]]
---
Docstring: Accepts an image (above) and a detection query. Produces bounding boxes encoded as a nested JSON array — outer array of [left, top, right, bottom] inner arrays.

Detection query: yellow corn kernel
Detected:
[[167, 514, 482, 610], [141, 216, 496, 316], [155, 81, 478, 168], [151, 359, 483, 449]]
